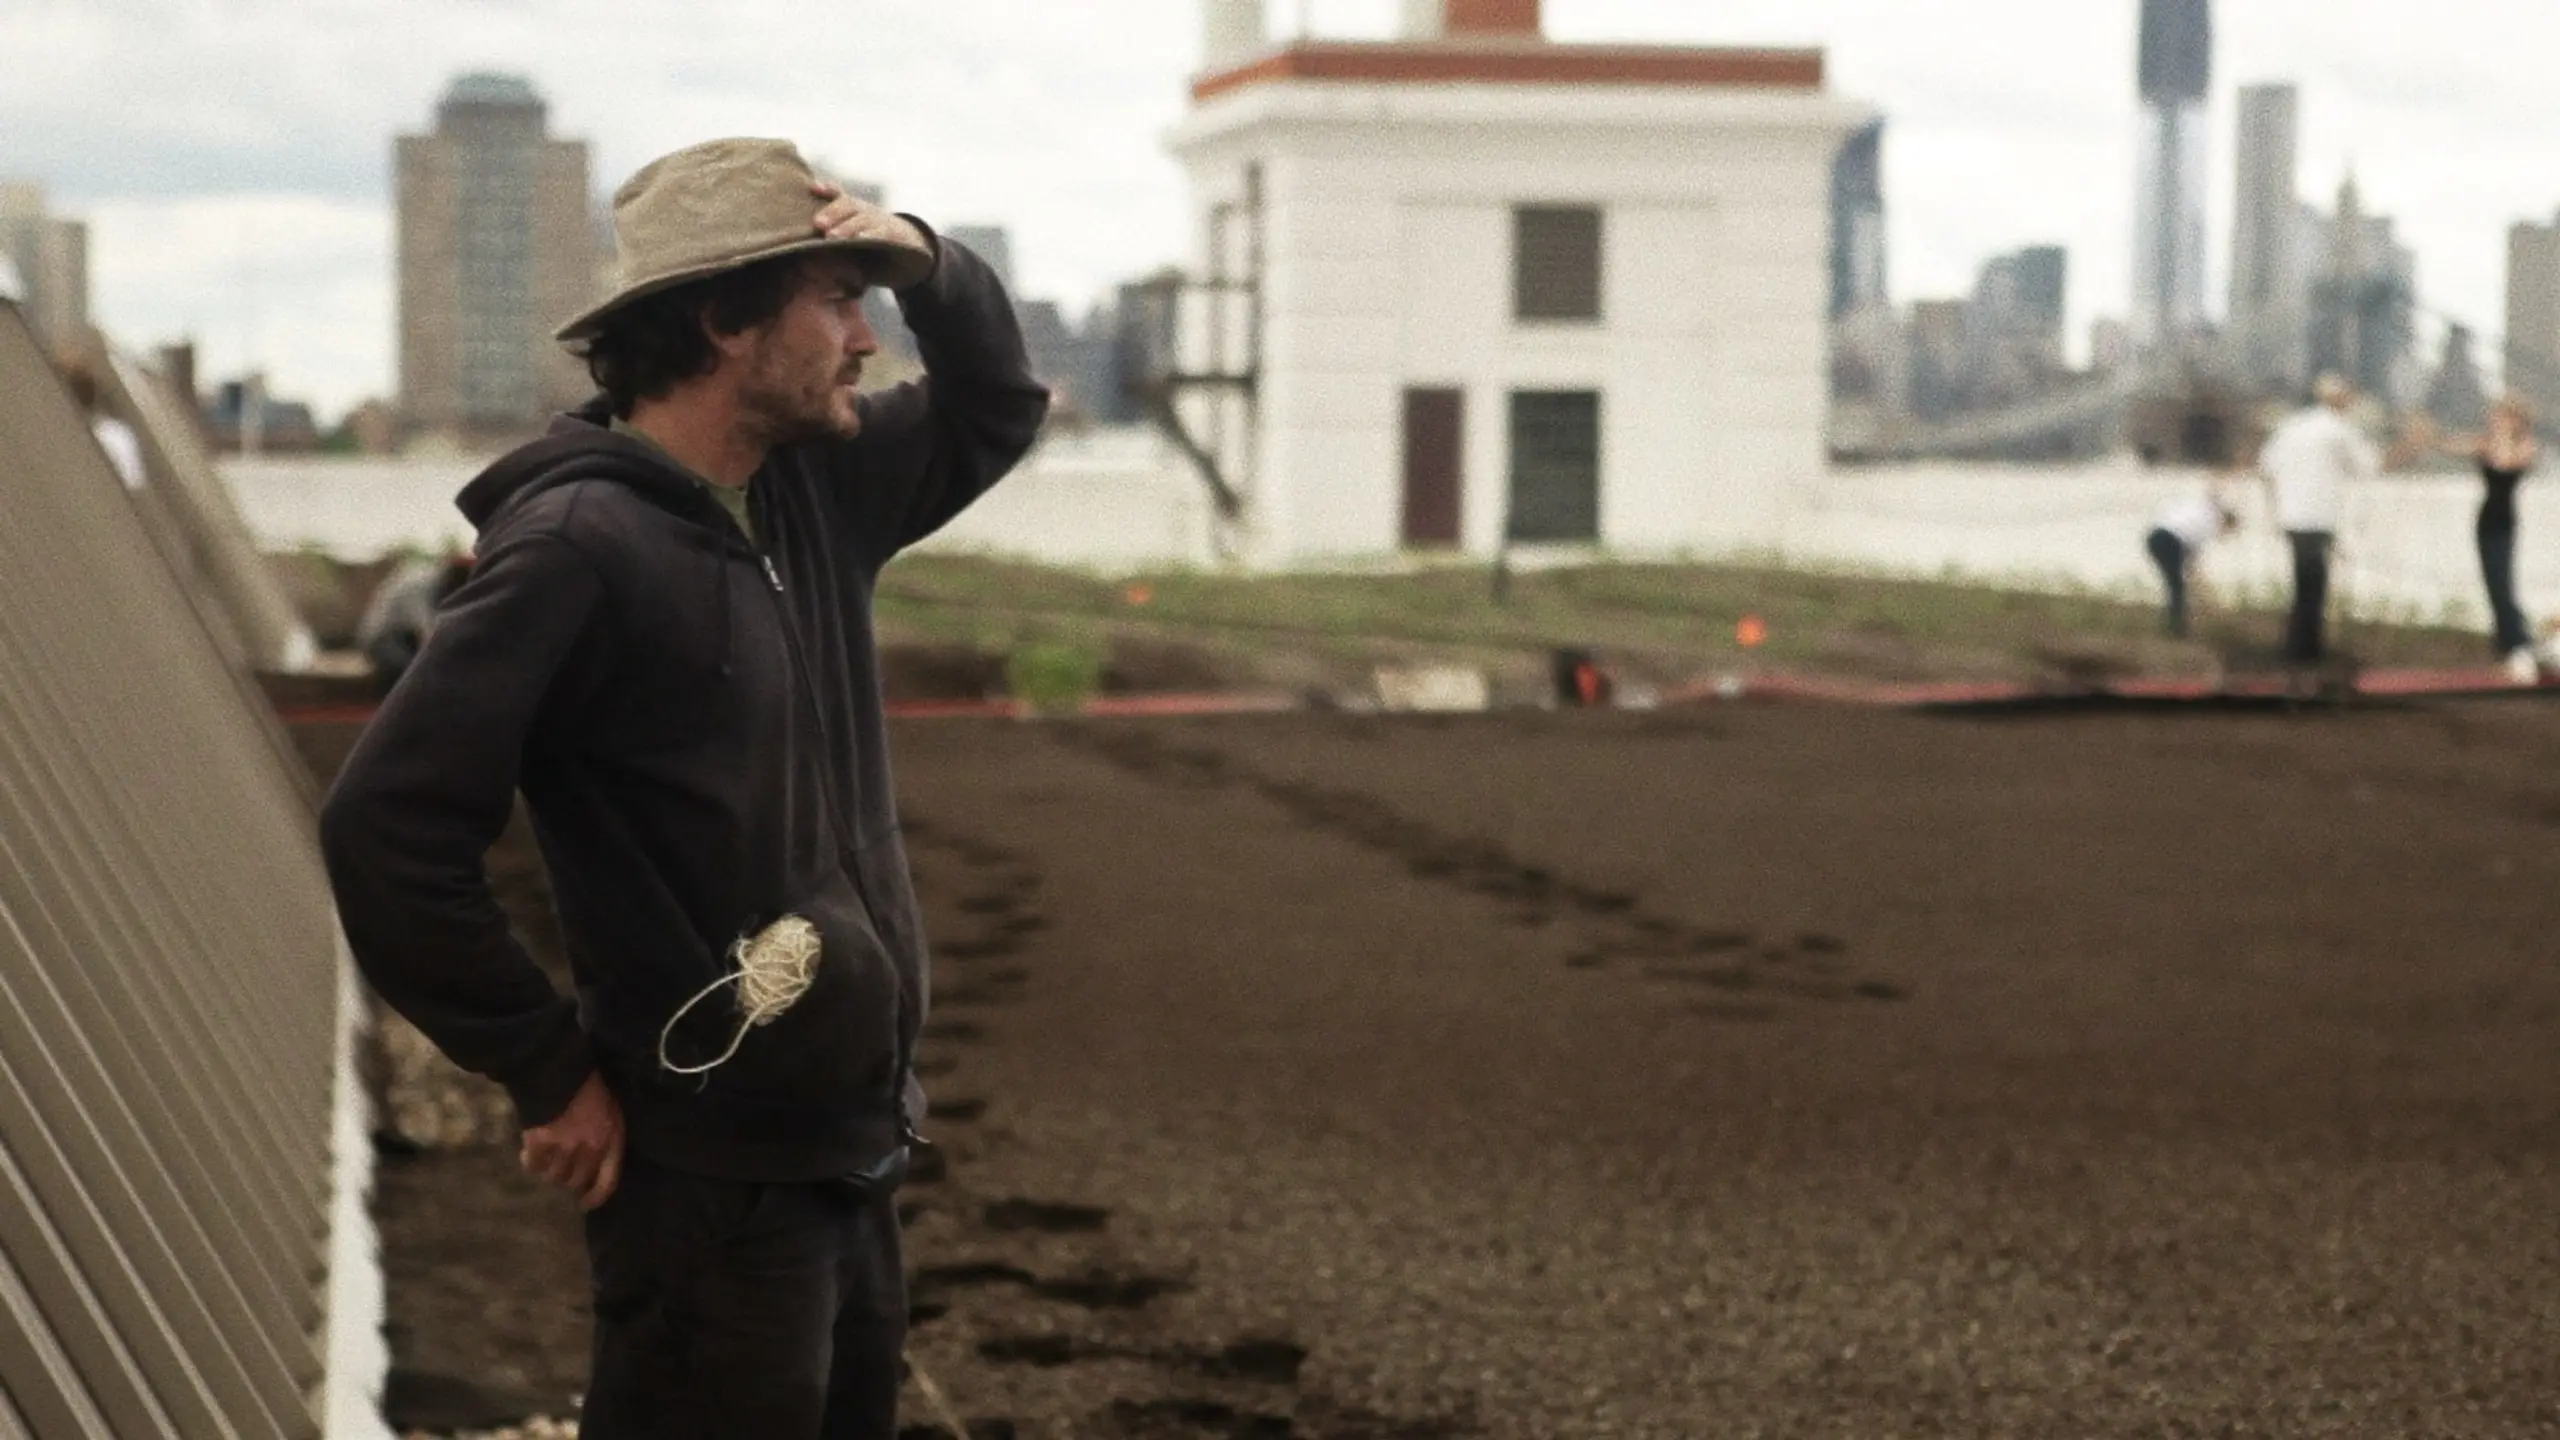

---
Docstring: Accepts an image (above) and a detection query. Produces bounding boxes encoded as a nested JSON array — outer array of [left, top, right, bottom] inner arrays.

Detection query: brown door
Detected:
[[1402, 387, 1464, 547]]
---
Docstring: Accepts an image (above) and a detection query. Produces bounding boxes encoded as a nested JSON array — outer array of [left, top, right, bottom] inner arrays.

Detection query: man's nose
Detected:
[[847, 304, 881, 359]]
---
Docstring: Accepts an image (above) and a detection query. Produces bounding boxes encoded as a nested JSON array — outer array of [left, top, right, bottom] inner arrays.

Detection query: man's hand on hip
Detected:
[[521, 1070, 625, 1210]]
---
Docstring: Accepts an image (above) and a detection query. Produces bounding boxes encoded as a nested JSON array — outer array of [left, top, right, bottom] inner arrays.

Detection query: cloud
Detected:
[[15, 0, 1216, 415], [86, 194, 389, 416], [10, 0, 2555, 415]]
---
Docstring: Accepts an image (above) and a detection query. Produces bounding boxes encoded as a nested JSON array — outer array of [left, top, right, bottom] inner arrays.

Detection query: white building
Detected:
[[1164, 0, 1866, 567]]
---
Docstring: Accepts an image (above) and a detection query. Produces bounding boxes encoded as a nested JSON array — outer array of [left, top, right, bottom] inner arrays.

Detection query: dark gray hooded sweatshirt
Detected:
[[320, 235, 1047, 1180]]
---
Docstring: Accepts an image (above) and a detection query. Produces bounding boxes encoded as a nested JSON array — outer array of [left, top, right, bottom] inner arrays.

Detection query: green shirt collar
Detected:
[[611, 416, 755, 545]]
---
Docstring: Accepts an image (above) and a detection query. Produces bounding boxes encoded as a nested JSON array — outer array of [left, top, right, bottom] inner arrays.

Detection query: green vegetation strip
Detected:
[[874, 554, 2490, 684]]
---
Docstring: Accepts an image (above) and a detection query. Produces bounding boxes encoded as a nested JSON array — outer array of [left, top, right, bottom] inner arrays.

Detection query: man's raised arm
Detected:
[[832, 225, 1051, 568]]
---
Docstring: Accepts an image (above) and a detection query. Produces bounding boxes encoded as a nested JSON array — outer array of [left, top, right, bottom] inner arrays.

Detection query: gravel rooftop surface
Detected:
[[307, 700, 2560, 1438]]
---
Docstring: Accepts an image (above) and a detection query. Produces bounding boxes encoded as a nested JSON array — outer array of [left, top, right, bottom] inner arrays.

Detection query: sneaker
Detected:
[[2506, 648, 2541, 686]]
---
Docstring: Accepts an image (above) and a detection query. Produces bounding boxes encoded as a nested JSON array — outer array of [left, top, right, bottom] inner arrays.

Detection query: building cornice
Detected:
[[1193, 40, 1823, 104], [1170, 77, 1868, 154]]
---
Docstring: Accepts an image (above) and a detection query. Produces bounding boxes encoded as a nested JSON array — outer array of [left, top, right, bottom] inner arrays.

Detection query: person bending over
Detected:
[[2144, 482, 2239, 639]]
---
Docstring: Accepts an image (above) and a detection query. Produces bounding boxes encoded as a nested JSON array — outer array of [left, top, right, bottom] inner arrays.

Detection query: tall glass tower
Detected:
[[2228, 83, 2306, 389], [2133, 0, 2211, 351], [1829, 120, 1886, 321]]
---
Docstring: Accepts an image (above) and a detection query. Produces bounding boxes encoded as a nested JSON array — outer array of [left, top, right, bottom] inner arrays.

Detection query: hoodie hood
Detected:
[[455, 398, 722, 538]]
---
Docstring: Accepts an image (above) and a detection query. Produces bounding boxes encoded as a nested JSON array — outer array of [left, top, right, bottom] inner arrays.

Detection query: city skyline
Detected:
[[6, 0, 2555, 417]]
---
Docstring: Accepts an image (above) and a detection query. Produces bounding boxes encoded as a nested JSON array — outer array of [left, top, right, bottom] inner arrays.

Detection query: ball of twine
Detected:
[[657, 914, 822, 1076]]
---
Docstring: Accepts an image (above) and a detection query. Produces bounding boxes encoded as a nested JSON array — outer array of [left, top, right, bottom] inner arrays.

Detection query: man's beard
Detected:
[[740, 357, 862, 447]]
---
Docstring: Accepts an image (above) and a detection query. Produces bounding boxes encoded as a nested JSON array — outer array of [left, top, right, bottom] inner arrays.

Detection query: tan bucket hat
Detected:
[[555, 137, 936, 345]]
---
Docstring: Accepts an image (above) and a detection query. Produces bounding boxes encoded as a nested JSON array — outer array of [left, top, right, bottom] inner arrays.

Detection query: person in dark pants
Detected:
[[318, 138, 1048, 1439], [2144, 486, 2237, 638], [2255, 375, 2378, 663], [580, 1154, 911, 1436], [2422, 395, 2542, 682], [2284, 529, 2333, 661]]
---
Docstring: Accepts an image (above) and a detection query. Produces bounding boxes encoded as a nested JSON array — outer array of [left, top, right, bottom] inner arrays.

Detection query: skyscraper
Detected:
[[1973, 246, 2067, 354], [2133, 0, 2211, 351], [2507, 212, 2560, 423], [1966, 245, 2070, 410], [1829, 120, 1886, 321], [2229, 83, 2306, 390], [1826, 120, 1897, 436], [943, 226, 1018, 292], [2004, 246, 2069, 344], [2421, 324, 2491, 433], [1906, 299, 1972, 422], [0, 181, 92, 355], [2306, 176, 2415, 405], [396, 73, 598, 440]]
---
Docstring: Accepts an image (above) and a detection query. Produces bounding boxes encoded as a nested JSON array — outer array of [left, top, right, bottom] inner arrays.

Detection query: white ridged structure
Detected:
[[0, 294, 368, 1437]]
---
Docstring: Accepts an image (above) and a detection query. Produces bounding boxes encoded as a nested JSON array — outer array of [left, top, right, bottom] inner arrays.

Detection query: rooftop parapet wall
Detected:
[[1193, 41, 1825, 103]]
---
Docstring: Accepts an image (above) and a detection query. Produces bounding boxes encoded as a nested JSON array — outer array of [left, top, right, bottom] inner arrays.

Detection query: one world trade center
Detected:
[[2134, 0, 2211, 351]]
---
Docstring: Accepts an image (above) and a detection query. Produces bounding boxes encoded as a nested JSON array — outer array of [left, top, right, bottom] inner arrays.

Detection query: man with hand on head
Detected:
[[320, 137, 1048, 1438]]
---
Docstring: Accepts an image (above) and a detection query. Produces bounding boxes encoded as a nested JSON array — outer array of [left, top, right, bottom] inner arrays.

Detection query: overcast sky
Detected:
[[7, 0, 2558, 418]]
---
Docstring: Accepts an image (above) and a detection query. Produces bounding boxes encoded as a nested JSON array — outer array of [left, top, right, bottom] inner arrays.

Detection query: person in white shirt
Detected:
[[2253, 374, 2380, 662], [2144, 484, 2238, 638]]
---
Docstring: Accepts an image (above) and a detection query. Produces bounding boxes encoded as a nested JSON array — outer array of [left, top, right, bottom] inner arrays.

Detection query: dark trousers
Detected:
[[2284, 530, 2333, 662], [2145, 527, 2190, 637], [2479, 517, 2530, 654], [581, 1156, 907, 1440]]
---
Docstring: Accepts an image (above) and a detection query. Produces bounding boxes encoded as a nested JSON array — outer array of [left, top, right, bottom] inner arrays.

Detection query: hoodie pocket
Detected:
[[657, 870, 902, 1116]]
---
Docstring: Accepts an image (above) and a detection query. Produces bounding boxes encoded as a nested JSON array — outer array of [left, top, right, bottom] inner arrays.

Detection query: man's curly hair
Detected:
[[577, 255, 811, 417]]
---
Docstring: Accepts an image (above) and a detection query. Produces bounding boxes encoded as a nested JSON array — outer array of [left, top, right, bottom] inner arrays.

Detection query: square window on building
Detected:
[[1514, 206, 1603, 323], [1506, 390, 1601, 543]]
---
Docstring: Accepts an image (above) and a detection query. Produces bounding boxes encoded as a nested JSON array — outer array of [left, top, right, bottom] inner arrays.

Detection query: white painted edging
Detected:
[[322, 942, 395, 1440]]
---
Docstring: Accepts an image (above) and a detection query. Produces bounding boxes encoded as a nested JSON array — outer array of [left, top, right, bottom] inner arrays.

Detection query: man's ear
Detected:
[[705, 314, 765, 369]]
